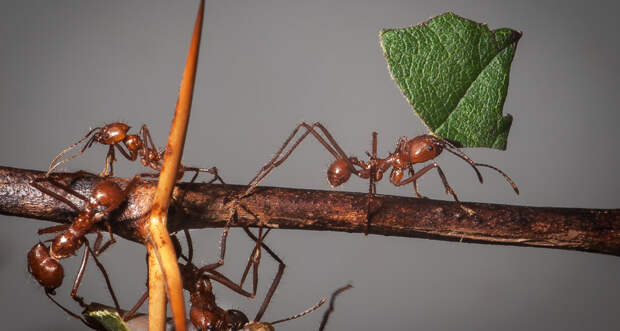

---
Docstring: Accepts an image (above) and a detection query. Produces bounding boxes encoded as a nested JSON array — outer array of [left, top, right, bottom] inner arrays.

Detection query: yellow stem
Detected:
[[147, 1, 205, 330], [147, 241, 167, 330]]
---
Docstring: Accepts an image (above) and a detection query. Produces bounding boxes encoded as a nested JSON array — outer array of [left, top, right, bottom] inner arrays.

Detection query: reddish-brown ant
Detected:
[[239, 122, 519, 233], [122, 228, 289, 330], [27, 172, 140, 323], [46, 122, 223, 183]]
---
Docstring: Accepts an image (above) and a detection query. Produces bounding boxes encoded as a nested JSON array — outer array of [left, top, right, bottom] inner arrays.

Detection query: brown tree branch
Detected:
[[1, 166, 618, 256]]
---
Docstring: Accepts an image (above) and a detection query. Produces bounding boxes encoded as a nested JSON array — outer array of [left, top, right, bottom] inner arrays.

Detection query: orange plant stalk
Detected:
[[146, 1, 205, 330]]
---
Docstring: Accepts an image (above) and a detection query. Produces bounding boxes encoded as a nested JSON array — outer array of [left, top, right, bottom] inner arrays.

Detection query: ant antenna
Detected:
[[436, 137, 484, 183], [269, 297, 328, 325], [318, 284, 353, 331], [475, 163, 520, 194], [47, 127, 101, 176]]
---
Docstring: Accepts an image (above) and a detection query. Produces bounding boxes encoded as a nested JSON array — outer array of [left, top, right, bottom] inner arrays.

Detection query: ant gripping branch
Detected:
[[239, 122, 519, 234], [121, 227, 286, 330], [27, 172, 140, 323], [174, 228, 288, 329], [46, 122, 223, 183]]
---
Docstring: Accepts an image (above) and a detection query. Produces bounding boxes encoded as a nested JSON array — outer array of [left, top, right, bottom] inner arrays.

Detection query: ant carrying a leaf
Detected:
[[239, 122, 519, 234]]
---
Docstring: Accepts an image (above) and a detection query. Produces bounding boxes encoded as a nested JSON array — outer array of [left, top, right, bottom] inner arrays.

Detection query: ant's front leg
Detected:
[[407, 165, 425, 199], [100, 145, 116, 177], [395, 162, 459, 202]]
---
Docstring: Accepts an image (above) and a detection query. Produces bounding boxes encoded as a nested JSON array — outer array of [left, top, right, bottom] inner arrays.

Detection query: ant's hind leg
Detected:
[[241, 226, 286, 322]]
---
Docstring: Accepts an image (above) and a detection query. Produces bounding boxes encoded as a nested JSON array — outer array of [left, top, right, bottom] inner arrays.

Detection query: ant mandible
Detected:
[[46, 122, 223, 183], [239, 122, 519, 234], [28, 172, 140, 319]]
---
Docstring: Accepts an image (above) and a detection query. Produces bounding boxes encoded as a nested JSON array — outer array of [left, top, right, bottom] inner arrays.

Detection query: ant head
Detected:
[[91, 180, 124, 211], [405, 134, 444, 164], [94, 122, 130, 145], [227, 309, 250, 330], [27, 242, 64, 291], [327, 159, 352, 187], [409, 135, 485, 183]]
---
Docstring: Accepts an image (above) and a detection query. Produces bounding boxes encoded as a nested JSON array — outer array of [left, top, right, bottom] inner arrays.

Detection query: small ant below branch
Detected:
[[239, 122, 519, 234], [174, 228, 327, 331], [122, 228, 290, 330], [46, 122, 223, 183]]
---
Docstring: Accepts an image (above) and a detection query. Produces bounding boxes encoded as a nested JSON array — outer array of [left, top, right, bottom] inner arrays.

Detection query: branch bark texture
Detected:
[[1, 166, 618, 256]]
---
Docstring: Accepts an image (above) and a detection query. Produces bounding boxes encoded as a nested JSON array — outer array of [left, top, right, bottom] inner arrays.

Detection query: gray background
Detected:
[[1, 0, 619, 330]]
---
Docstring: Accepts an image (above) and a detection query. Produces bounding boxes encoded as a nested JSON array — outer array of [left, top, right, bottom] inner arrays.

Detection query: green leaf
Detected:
[[380, 13, 521, 149], [85, 309, 129, 331]]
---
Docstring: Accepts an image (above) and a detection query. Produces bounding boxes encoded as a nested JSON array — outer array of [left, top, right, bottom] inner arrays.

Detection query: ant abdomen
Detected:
[[27, 243, 64, 292], [327, 159, 351, 187]]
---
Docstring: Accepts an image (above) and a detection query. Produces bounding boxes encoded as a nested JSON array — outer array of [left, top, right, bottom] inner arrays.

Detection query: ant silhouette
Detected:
[[27, 172, 140, 323], [46, 122, 223, 183], [237, 122, 519, 234]]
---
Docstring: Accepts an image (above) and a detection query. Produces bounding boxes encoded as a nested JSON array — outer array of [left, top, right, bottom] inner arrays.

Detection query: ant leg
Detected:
[[115, 143, 137, 162], [123, 253, 150, 321], [177, 229, 254, 298], [93, 222, 116, 256], [122, 291, 148, 321], [182, 166, 226, 184], [44, 291, 98, 329], [140, 124, 158, 152], [70, 237, 121, 312], [407, 165, 425, 198], [85, 237, 121, 312], [238, 226, 269, 295], [242, 122, 354, 199], [364, 132, 378, 235], [30, 178, 85, 212], [38, 224, 70, 235], [396, 162, 459, 202], [70, 242, 91, 308], [198, 216, 232, 272], [318, 284, 353, 331], [99, 145, 116, 177], [241, 226, 286, 322]]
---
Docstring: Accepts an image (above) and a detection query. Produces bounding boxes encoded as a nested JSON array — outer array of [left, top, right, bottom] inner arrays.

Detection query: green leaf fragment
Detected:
[[380, 13, 521, 149], [85, 309, 130, 331]]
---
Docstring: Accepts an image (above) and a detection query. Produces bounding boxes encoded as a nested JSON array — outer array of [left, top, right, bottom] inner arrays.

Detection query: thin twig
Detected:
[[1, 166, 619, 257]]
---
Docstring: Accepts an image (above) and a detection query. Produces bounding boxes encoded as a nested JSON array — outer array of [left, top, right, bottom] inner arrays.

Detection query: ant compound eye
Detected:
[[427, 145, 433, 151]]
